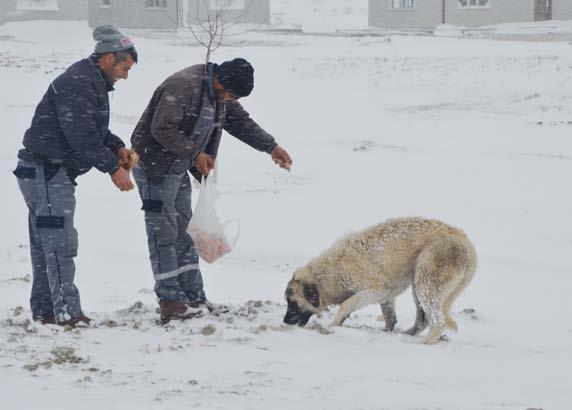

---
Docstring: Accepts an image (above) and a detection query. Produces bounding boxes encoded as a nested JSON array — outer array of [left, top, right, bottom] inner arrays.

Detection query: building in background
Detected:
[[88, 0, 178, 30], [0, 0, 87, 25], [369, 0, 571, 30], [446, 0, 538, 27], [87, 0, 269, 30], [4, 1, 569, 32], [369, 0, 443, 30]]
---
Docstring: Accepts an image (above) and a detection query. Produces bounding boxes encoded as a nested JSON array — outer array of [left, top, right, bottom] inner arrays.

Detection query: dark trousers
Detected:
[[133, 164, 205, 303], [14, 160, 82, 321]]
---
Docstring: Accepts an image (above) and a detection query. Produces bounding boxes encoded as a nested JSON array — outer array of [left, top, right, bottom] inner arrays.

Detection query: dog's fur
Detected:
[[283, 217, 477, 344]]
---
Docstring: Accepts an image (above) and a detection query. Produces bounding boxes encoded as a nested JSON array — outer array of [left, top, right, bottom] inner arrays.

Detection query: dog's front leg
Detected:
[[380, 300, 397, 331], [332, 290, 386, 326]]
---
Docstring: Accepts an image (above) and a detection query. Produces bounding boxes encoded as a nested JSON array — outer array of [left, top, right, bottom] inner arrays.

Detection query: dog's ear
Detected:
[[303, 284, 320, 308]]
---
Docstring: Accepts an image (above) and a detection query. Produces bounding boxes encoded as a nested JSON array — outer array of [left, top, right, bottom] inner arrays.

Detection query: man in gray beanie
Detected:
[[92, 25, 138, 85], [13, 25, 138, 327], [131, 58, 292, 324], [94, 24, 135, 54]]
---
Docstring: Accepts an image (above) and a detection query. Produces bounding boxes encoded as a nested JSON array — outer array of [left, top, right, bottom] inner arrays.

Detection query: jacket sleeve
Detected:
[[150, 79, 201, 160], [53, 77, 119, 174], [104, 131, 125, 154], [223, 101, 277, 154]]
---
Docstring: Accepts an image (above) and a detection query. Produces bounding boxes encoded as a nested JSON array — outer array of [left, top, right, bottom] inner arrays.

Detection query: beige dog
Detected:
[[283, 217, 477, 344]]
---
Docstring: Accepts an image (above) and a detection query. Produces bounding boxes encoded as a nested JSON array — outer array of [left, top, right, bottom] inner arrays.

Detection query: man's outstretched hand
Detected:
[[271, 145, 293, 172]]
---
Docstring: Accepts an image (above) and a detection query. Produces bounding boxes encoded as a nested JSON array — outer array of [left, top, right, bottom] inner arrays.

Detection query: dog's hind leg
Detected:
[[415, 269, 453, 344], [444, 293, 459, 332], [332, 290, 386, 326], [403, 286, 428, 335], [414, 238, 467, 344], [380, 300, 397, 331], [443, 241, 477, 332]]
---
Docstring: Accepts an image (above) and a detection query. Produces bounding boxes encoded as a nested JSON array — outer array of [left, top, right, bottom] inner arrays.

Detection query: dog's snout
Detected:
[[297, 311, 313, 327], [283, 310, 299, 325], [284, 310, 313, 327], [284, 316, 298, 325]]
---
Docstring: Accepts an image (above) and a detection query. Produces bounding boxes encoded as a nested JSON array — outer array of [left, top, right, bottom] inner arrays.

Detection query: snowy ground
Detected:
[[1, 14, 571, 410]]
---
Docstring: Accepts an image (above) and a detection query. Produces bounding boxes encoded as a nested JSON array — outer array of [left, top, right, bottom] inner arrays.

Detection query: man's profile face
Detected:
[[217, 89, 238, 103], [109, 54, 134, 84], [213, 77, 239, 102], [100, 53, 134, 85]]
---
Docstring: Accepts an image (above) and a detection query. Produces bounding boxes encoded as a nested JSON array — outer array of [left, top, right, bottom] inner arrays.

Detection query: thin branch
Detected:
[[172, 0, 262, 63]]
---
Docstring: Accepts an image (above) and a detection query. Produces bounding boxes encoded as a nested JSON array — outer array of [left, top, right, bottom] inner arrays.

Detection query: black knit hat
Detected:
[[215, 58, 254, 98]]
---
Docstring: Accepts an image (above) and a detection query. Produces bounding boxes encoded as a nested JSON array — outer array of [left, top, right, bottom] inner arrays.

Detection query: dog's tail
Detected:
[[414, 234, 477, 345]]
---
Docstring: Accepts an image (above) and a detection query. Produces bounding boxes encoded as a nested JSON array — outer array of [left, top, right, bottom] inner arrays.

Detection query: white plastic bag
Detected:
[[187, 176, 239, 263]]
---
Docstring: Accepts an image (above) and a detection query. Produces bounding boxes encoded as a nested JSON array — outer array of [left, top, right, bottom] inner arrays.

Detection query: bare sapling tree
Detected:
[[184, 0, 257, 64]]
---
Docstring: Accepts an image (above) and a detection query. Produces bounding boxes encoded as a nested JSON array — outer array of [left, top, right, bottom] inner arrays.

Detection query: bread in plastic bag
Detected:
[[187, 176, 239, 263]]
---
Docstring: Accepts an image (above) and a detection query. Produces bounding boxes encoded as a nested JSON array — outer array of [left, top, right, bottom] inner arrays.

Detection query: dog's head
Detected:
[[283, 277, 321, 327]]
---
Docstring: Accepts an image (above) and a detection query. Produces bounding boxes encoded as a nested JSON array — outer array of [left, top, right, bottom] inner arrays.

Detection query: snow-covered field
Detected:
[[1, 10, 571, 410]]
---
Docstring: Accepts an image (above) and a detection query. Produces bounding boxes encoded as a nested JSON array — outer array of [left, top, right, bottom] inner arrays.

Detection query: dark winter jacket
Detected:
[[18, 56, 124, 179], [131, 63, 277, 185]]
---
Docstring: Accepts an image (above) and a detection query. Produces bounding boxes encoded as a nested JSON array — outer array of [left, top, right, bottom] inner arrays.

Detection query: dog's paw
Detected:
[[329, 319, 344, 327], [422, 332, 448, 345], [402, 327, 420, 336]]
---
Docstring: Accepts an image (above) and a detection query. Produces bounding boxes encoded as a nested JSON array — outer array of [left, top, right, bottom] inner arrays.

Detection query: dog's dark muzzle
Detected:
[[283, 302, 313, 327]]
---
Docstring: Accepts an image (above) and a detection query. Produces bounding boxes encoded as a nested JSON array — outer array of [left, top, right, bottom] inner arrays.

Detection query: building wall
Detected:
[[185, 0, 270, 25], [552, 0, 572, 20], [369, 0, 443, 29], [0, 0, 87, 25], [446, 0, 534, 27], [88, 0, 178, 30], [368, 0, 567, 29], [0, 2, 10, 25]]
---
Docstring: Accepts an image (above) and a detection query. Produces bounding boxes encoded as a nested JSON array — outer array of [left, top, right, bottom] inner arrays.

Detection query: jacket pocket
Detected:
[[13, 166, 36, 180], [43, 163, 61, 182], [141, 145, 176, 184]]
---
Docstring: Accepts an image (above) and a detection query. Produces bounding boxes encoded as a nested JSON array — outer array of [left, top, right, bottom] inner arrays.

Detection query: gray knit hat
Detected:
[[93, 25, 134, 53]]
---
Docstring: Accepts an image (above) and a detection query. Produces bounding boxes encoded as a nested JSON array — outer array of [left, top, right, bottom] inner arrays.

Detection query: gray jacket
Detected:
[[131, 63, 277, 184]]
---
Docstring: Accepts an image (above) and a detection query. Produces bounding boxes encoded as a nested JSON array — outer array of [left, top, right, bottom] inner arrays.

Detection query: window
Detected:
[[100, 0, 111, 8], [209, 0, 246, 11], [145, 0, 167, 9], [458, 0, 490, 8], [16, 0, 59, 11], [389, 0, 415, 9]]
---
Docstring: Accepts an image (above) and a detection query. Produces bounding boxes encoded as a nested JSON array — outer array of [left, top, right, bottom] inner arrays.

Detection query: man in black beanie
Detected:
[[215, 58, 255, 98], [131, 58, 292, 324], [13, 25, 138, 327]]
